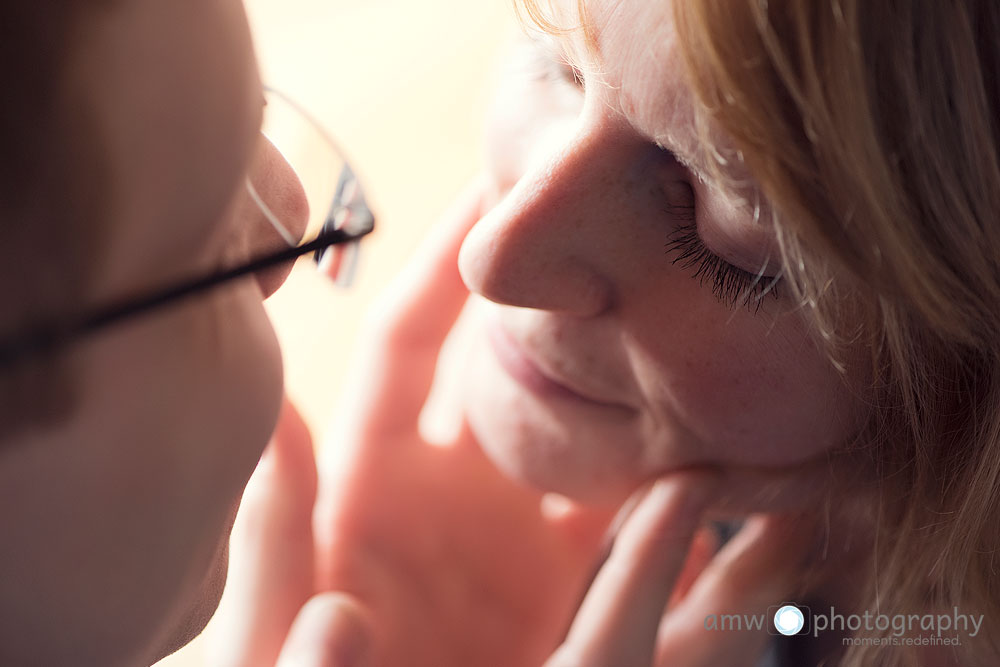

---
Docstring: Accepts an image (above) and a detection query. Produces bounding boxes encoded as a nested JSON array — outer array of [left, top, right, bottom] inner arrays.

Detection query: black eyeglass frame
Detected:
[[0, 210, 374, 370]]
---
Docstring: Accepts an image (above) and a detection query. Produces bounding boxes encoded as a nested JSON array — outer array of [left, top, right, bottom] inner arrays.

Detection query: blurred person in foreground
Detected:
[[0, 1, 350, 664]]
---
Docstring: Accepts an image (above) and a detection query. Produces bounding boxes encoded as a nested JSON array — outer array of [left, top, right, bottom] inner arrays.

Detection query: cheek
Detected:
[[627, 295, 867, 468], [0, 291, 284, 666], [192, 294, 284, 485], [145, 294, 284, 649]]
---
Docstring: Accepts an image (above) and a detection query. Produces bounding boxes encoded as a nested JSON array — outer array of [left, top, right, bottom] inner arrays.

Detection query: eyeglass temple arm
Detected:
[[0, 225, 372, 369]]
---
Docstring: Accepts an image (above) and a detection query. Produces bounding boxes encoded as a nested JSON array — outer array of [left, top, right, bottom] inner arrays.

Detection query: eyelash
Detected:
[[664, 202, 781, 311]]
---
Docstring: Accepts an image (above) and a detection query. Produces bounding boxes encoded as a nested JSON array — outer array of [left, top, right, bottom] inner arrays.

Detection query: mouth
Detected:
[[486, 320, 631, 410]]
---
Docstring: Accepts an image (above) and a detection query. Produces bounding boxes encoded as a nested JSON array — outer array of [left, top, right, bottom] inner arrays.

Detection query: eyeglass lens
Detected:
[[248, 88, 374, 287]]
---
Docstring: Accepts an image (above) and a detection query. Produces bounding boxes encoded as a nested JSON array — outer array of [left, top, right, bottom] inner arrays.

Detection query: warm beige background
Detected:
[[157, 1, 515, 665]]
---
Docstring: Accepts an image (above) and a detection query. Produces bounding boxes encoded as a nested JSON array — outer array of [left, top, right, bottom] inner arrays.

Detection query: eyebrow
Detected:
[[637, 87, 768, 211], [656, 137, 710, 185], [653, 127, 774, 233], [535, 21, 712, 180]]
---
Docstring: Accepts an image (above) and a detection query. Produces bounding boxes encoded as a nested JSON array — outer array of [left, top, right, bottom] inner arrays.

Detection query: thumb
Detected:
[[275, 593, 375, 667], [207, 399, 319, 667]]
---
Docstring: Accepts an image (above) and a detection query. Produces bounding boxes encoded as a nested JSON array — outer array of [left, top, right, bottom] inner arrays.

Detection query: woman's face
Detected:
[[458, 0, 867, 506], [0, 0, 305, 664]]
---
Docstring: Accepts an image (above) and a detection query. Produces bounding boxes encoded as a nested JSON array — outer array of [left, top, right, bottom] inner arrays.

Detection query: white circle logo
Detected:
[[773, 605, 805, 636]]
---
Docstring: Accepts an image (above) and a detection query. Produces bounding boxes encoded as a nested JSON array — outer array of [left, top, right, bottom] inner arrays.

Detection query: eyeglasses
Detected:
[[0, 87, 375, 369]]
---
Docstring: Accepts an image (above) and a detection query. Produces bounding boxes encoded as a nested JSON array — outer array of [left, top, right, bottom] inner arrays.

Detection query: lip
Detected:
[[486, 320, 629, 409]]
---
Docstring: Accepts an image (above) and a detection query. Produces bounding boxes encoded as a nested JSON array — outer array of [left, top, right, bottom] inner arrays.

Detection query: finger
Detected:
[[207, 400, 318, 667], [552, 503, 716, 649], [546, 473, 719, 667], [657, 515, 816, 667], [540, 493, 617, 554], [350, 177, 486, 437], [668, 527, 718, 607], [275, 593, 375, 667]]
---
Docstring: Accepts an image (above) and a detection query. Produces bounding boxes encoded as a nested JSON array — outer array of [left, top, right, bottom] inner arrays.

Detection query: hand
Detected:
[[548, 487, 815, 667], [208, 400, 810, 667], [311, 177, 617, 666], [312, 177, 816, 666], [207, 399, 373, 667]]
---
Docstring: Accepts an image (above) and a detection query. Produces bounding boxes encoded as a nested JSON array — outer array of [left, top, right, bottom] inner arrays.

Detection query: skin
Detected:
[[455, 0, 869, 505], [0, 0, 898, 665], [0, 1, 307, 664], [204, 1, 897, 665], [210, 1, 952, 664], [296, 183, 816, 666]]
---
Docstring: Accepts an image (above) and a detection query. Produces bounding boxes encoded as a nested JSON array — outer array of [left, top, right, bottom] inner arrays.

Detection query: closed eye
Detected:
[[664, 197, 782, 312]]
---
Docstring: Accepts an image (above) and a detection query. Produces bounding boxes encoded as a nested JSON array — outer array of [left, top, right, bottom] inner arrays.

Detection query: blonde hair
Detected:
[[515, 1, 1000, 664]]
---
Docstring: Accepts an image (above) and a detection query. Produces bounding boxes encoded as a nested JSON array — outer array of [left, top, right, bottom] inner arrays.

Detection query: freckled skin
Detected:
[[455, 0, 868, 506]]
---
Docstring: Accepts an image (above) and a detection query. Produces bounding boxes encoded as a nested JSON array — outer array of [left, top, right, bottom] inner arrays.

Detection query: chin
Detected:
[[467, 410, 641, 506], [148, 519, 232, 664], [462, 344, 648, 507]]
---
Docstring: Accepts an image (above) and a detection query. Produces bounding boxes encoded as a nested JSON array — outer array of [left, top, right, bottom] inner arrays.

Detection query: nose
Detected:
[[459, 126, 631, 316], [245, 135, 310, 297], [249, 136, 310, 246]]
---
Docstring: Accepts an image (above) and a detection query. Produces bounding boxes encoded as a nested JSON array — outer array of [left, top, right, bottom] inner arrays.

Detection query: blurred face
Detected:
[[0, 1, 306, 665], [458, 0, 867, 505]]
